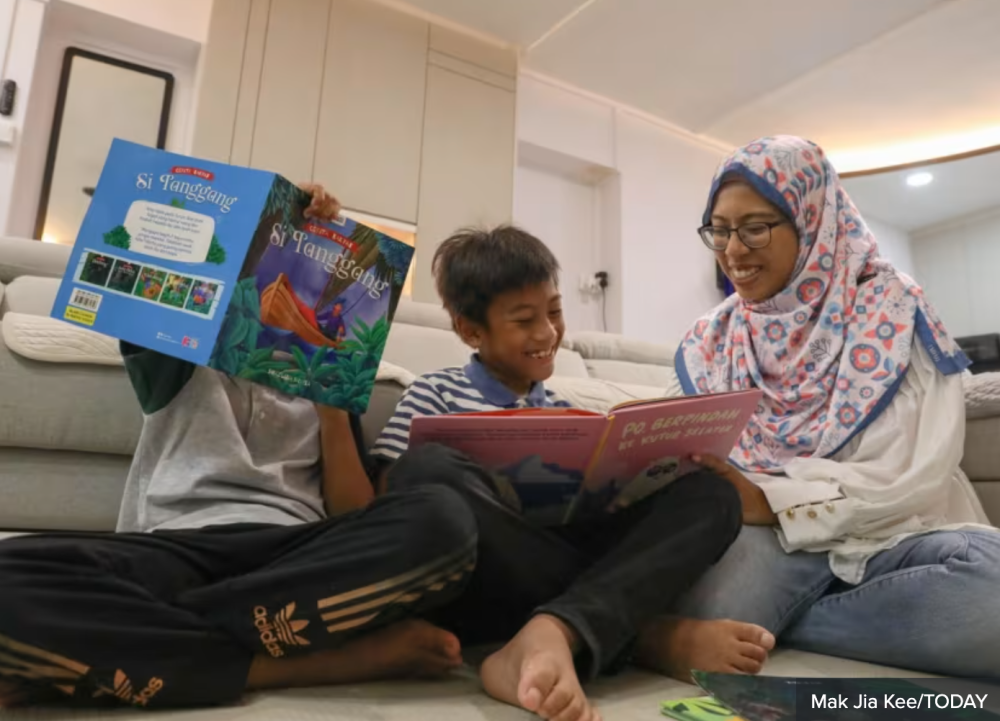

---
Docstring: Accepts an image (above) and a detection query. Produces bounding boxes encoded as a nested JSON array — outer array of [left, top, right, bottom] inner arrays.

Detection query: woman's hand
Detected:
[[297, 182, 342, 221], [692, 454, 777, 526]]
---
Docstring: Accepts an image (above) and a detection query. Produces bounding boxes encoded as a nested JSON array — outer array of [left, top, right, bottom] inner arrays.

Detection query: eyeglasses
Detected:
[[698, 220, 791, 251]]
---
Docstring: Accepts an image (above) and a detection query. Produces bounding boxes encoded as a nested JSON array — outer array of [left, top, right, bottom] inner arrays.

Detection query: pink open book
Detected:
[[409, 389, 762, 524]]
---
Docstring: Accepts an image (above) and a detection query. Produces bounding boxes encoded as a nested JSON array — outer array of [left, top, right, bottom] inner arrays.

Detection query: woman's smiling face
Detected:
[[711, 181, 800, 302]]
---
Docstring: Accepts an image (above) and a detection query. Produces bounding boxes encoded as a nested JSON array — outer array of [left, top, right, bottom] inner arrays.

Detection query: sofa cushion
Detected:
[[972, 482, 999, 526], [0, 236, 71, 285], [3, 313, 122, 365], [0, 338, 141, 455], [383, 323, 471, 376], [963, 415, 1000, 482], [360, 380, 408, 450], [963, 371, 1000, 420], [2, 276, 60, 316], [553, 348, 589, 378], [0, 447, 128, 531], [392, 298, 453, 331], [584, 358, 680, 392], [0, 279, 4, 309], [566, 331, 675, 366], [546, 376, 667, 413]]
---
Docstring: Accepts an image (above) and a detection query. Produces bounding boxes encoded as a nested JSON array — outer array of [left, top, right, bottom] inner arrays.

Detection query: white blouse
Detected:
[[749, 339, 995, 584]]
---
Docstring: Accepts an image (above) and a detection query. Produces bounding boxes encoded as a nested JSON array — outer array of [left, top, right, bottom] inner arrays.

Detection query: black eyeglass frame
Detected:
[[698, 220, 792, 251]]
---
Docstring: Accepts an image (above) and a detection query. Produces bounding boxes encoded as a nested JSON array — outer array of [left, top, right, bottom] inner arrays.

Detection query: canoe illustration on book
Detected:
[[260, 273, 341, 349]]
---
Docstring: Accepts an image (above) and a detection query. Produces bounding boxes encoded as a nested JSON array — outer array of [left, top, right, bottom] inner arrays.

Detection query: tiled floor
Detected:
[[2, 650, 927, 721]]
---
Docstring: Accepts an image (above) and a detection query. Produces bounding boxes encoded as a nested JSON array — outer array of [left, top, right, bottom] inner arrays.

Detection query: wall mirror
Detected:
[[842, 146, 1000, 373], [34, 48, 174, 245]]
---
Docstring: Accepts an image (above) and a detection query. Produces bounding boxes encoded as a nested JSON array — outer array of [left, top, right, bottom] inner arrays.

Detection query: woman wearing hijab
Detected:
[[672, 135, 999, 676]]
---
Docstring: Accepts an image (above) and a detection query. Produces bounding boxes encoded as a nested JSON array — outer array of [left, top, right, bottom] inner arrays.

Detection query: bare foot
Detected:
[[248, 619, 462, 690], [636, 617, 775, 681], [480, 614, 600, 721]]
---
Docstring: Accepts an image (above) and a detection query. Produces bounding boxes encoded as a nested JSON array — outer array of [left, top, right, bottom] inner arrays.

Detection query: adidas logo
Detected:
[[94, 670, 164, 707], [254, 603, 310, 658]]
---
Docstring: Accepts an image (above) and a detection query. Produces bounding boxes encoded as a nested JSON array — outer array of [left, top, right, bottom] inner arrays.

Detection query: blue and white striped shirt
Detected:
[[371, 355, 572, 463]]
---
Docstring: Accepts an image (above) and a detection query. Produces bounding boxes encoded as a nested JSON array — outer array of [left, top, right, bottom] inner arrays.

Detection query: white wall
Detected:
[[614, 112, 725, 345], [911, 207, 1000, 338], [865, 215, 915, 279], [63, 0, 211, 42], [0, 0, 47, 237], [514, 163, 603, 331], [2, 0, 203, 238], [516, 73, 730, 346]]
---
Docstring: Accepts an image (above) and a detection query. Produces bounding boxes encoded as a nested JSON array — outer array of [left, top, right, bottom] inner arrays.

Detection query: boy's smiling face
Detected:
[[456, 280, 564, 396]]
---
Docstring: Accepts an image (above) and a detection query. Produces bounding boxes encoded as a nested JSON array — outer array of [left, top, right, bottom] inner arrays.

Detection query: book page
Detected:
[[582, 390, 762, 512], [410, 415, 608, 517]]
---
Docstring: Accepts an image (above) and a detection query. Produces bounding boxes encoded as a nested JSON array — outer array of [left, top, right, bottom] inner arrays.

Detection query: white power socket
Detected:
[[0, 121, 16, 147], [578, 273, 601, 296]]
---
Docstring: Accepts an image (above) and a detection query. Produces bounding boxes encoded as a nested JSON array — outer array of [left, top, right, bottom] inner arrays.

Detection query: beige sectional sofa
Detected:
[[0, 235, 998, 719], [1, 235, 997, 532]]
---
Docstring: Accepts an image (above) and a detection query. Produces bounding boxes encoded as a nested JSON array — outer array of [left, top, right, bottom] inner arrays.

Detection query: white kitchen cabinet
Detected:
[[249, 0, 330, 181], [229, 0, 271, 167], [313, 0, 428, 223], [412, 64, 516, 302], [190, 0, 517, 298], [189, 0, 251, 162]]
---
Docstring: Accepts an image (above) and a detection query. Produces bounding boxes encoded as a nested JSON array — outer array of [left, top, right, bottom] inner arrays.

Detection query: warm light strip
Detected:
[[828, 126, 1000, 174]]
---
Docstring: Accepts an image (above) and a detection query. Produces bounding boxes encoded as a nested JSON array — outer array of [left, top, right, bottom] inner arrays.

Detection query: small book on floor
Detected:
[[51, 139, 415, 414], [690, 671, 1000, 721], [409, 390, 761, 524], [661, 696, 744, 721]]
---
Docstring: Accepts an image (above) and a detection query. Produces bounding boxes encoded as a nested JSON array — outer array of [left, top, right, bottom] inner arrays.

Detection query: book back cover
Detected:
[[51, 139, 275, 366]]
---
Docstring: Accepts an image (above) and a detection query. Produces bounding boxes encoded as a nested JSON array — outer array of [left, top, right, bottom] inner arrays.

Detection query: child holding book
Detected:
[[0, 185, 478, 710], [371, 226, 776, 721]]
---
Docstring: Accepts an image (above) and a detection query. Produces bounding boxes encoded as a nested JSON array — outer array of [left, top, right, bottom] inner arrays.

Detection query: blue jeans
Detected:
[[675, 525, 1000, 677]]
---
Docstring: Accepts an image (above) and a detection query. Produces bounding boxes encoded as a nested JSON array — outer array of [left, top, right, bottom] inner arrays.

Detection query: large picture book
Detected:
[[409, 390, 762, 523], [51, 139, 415, 414]]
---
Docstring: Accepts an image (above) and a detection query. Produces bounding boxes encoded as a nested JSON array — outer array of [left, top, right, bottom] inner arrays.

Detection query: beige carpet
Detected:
[[3, 650, 926, 721]]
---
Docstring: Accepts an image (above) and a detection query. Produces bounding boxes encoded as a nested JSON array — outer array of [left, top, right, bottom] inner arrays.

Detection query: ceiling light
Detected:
[[906, 171, 933, 187]]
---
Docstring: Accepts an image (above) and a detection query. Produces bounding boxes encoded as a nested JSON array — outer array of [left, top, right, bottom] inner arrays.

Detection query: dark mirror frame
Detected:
[[33, 47, 174, 240]]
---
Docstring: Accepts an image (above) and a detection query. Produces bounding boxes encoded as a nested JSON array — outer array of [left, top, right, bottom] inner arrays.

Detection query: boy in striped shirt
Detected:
[[372, 227, 770, 721]]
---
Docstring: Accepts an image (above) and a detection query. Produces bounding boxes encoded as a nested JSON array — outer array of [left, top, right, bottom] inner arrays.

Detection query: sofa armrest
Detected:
[[971, 482, 1000, 527], [0, 237, 71, 285]]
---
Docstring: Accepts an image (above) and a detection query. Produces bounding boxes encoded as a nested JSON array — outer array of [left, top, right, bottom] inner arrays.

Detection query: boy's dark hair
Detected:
[[432, 225, 560, 326]]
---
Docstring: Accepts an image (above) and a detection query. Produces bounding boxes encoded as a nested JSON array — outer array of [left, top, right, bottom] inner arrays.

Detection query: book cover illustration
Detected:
[[409, 413, 608, 523], [409, 390, 761, 522], [576, 390, 761, 518], [661, 696, 744, 721], [208, 175, 414, 412], [52, 139, 414, 414]]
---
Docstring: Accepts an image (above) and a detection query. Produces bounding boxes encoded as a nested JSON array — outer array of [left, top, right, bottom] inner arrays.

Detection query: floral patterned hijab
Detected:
[[675, 136, 969, 473]]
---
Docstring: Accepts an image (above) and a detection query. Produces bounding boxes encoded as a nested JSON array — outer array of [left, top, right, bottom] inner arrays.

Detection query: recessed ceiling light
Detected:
[[906, 171, 934, 187]]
